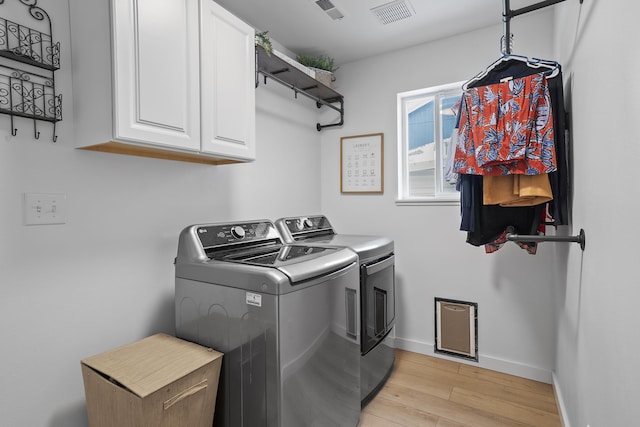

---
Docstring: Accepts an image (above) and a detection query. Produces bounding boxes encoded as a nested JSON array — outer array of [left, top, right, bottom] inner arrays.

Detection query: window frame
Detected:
[[396, 81, 464, 205]]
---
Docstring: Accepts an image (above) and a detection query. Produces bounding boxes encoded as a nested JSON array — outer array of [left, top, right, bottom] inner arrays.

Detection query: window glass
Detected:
[[397, 82, 463, 203]]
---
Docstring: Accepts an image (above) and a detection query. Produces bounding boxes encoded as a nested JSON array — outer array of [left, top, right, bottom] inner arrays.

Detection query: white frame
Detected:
[[340, 133, 384, 194], [396, 81, 464, 205], [435, 298, 478, 361]]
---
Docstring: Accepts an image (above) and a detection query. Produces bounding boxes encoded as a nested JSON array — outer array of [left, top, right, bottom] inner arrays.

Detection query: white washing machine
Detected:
[[275, 215, 395, 406]]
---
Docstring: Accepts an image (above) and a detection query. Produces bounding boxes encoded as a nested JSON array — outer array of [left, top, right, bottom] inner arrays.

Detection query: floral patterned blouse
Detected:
[[454, 73, 557, 176]]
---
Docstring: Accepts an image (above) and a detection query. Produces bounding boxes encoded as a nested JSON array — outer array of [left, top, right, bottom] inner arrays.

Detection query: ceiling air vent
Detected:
[[371, 0, 415, 25], [315, 0, 344, 20]]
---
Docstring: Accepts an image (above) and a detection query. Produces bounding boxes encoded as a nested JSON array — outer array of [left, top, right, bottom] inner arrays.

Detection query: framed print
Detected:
[[340, 133, 384, 194]]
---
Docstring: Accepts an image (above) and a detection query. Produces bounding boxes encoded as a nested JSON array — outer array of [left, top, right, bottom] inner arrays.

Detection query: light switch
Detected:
[[24, 193, 67, 225]]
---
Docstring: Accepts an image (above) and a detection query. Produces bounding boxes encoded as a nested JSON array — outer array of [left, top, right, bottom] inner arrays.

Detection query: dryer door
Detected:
[[361, 254, 395, 355]]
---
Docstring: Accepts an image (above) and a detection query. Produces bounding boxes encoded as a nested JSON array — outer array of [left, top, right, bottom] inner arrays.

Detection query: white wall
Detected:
[[0, 1, 322, 426], [6, 1, 638, 426], [552, 1, 640, 426], [321, 10, 561, 382]]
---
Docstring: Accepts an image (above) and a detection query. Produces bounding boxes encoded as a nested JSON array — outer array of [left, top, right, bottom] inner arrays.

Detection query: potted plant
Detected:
[[255, 30, 273, 56], [296, 53, 338, 87]]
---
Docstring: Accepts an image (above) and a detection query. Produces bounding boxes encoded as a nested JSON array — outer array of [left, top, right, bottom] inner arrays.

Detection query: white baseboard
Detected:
[[552, 371, 571, 427], [394, 337, 553, 384]]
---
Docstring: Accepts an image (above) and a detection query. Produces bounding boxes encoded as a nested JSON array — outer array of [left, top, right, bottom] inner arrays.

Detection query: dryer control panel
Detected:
[[278, 215, 335, 240]]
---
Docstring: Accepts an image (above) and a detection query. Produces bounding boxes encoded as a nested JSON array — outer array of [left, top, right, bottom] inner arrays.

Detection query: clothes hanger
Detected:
[[463, 54, 560, 90], [462, 37, 560, 90]]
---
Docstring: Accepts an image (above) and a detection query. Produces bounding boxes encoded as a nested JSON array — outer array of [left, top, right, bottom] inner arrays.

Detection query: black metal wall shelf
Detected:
[[0, 0, 61, 141], [0, 16, 60, 70], [255, 45, 344, 131]]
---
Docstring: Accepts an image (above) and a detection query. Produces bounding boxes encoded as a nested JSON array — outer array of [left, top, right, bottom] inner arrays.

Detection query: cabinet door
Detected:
[[112, 0, 200, 150], [200, 0, 256, 160]]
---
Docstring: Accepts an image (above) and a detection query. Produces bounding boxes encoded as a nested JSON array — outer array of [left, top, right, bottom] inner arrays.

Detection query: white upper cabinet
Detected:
[[69, 0, 255, 164], [112, 0, 201, 150], [200, 0, 256, 160]]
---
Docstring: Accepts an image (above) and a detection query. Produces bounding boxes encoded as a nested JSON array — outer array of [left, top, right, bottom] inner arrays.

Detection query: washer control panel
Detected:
[[196, 221, 280, 249]]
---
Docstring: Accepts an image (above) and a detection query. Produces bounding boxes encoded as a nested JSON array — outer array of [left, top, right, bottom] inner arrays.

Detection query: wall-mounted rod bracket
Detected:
[[255, 45, 344, 131], [502, 0, 567, 54], [316, 97, 344, 131], [257, 68, 344, 131], [506, 227, 586, 251]]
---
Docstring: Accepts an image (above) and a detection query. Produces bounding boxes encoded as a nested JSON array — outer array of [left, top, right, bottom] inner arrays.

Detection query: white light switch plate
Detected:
[[24, 193, 67, 225]]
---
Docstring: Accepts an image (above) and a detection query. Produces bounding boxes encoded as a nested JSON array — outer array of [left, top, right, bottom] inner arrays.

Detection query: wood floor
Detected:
[[359, 350, 562, 427]]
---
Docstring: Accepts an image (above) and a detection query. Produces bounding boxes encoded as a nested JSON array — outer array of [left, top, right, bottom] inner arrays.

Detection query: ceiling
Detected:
[[214, 0, 542, 66]]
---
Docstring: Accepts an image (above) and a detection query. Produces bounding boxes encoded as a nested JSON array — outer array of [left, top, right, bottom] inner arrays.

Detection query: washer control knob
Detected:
[[295, 219, 305, 230], [231, 226, 246, 239], [303, 218, 313, 229]]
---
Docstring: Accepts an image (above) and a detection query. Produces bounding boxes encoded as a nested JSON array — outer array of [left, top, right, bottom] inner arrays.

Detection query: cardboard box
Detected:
[[81, 333, 223, 427]]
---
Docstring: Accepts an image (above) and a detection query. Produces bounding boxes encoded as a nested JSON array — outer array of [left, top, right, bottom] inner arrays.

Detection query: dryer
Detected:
[[275, 215, 395, 406]]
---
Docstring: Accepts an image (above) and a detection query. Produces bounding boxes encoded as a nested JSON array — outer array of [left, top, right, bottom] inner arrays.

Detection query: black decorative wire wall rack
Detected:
[[0, 0, 61, 141]]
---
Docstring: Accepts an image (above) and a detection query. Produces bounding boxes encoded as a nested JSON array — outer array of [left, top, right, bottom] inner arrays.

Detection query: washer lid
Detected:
[[215, 244, 337, 267], [214, 244, 356, 282]]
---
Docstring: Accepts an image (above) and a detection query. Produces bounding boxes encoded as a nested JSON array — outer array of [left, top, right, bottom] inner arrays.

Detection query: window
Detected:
[[397, 81, 463, 204]]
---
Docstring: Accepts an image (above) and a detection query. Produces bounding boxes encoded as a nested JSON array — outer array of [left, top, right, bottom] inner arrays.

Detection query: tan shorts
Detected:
[[483, 174, 553, 207]]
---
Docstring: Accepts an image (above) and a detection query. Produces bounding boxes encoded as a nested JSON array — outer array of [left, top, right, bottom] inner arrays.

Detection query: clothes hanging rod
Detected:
[[506, 0, 566, 19], [502, 0, 567, 54], [505, 227, 586, 251], [257, 69, 344, 131]]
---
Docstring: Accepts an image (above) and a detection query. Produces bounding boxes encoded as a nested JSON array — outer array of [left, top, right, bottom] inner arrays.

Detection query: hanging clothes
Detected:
[[455, 55, 569, 253], [444, 98, 462, 186], [464, 58, 569, 225], [458, 173, 545, 252]]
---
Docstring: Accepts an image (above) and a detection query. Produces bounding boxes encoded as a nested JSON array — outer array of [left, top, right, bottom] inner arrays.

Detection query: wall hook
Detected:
[[33, 120, 40, 139], [10, 114, 17, 136]]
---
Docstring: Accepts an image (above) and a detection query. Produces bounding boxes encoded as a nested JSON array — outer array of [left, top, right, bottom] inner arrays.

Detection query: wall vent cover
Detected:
[[371, 0, 415, 25], [435, 297, 478, 361]]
